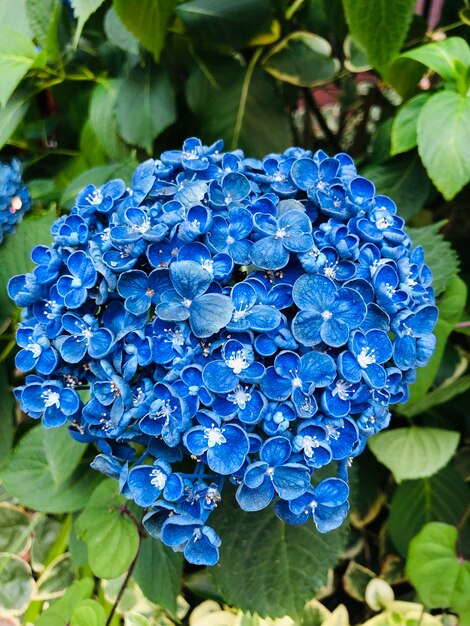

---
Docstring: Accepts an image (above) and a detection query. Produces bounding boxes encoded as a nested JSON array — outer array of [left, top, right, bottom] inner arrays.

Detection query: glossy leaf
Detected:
[[388, 466, 470, 557], [113, 0, 176, 61], [402, 275, 466, 409], [133, 537, 183, 618], [75, 479, 140, 579], [342, 0, 416, 75], [104, 7, 139, 55], [0, 425, 102, 513], [0, 505, 30, 555], [368, 427, 460, 482], [417, 91, 470, 200], [391, 93, 429, 155], [402, 37, 470, 85], [116, 65, 176, 153], [70, 599, 106, 626], [70, 0, 106, 48], [263, 31, 339, 87], [89, 81, 128, 160], [211, 498, 348, 618], [0, 26, 36, 108], [406, 522, 470, 616], [177, 0, 273, 48], [36, 578, 94, 626], [186, 57, 291, 157]]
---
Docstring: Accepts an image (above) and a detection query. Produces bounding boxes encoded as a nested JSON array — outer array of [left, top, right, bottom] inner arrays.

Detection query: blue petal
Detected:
[[273, 464, 310, 499], [190, 293, 233, 338]]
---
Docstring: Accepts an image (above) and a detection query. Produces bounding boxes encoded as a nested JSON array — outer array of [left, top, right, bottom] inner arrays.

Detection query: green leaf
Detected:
[[0, 553, 35, 615], [402, 37, 470, 85], [0, 26, 37, 108], [70, 0, 106, 48], [104, 7, 139, 55], [401, 375, 470, 418], [116, 65, 176, 153], [75, 479, 139, 579], [407, 220, 460, 297], [36, 578, 94, 626], [186, 57, 291, 158], [343, 34, 371, 72], [417, 90, 470, 201], [31, 516, 61, 572], [368, 427, 459, 482], [0, 88, 31, 149], [0, 425, 102, 513], [0, 208, 56, 319], [401, 275, 467, 410], [0, 362, 14, 467], [343, 562, 375, 602], [262, 31, 338, 87], [342, 0, 416, 75], [0, 0, 32, 38], [26, 0, 61, 62], [387, 56, 425, 100], [89, 81, 128, 160], [362, 154, 431, 221], [388, 467, 470, 557], [35, 554, 75, 600], [176, 0, 272, 48], [70, 599, 106, 626], [113, 0, 176, 61], [133, 538, 183, 618], [211, 498, 348, 618], [391, 93, 429, 155], [406, 522, 470, 615], [0, 505, 30, 555]]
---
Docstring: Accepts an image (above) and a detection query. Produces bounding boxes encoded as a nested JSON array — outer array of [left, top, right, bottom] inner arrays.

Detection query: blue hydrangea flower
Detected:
[[9, 138, 438, 567]]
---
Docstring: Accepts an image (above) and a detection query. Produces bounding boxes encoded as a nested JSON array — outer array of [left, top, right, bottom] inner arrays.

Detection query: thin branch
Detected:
[[232, 48, 264, 150], [105, 535, 142, 626], [302, 88, 341, 153]]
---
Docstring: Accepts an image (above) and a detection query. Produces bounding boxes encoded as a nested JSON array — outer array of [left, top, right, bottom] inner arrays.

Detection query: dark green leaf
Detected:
[[89, 81, 128, 160], [113, 0, 176, 61], [0, 425, 101, 513], [407, 220, 460, 297], [36, 578, 94, 626], [342, 0, 416, 75], [116, 65, 176, 153], [31, 516, 61, 572], [0, 553, 34, 615], [343, 562, 375, 602], [391, 93, 429, 155], [177, 0, 272, 48], [387, 56, 426, 100], [70, 0, 106, 48], [401, 275, 467, 409], [417, 90, 470, 201], [263, 31, 338, 87], [35, 554, 75, 600], [0, 89, 31, 149], [406, 522, 470, 615], [388, 466, 469, 557], [0, 362, 14, 467], [362, 154, 431, 221], [402, 37, 470, 85], [211, 497, 348, 618], [402, 375, 470, 418], [186, 57, 291, 158], [104, 7, 139, 55], [343, 34, 371, 72], [0, 26, 37, 107], [0, 209, 56, 318], [368, 427, 460, 482], [75, 479, 139, 579], [133, 537, 183, 618]]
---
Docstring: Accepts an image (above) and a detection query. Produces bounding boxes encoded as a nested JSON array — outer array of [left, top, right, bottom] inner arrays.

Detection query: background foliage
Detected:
[[0, 0, 469, 624]]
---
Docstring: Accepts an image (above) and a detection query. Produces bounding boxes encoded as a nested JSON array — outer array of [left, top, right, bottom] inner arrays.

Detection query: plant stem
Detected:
[[232, 48, 264, 150], [285, 0, 306, 20], [302, 88, 341, 153]]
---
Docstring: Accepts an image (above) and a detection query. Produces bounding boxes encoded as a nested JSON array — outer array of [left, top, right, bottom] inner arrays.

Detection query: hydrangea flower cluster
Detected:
[[0, 159, 32, 244], [10, 138, 437, 566]]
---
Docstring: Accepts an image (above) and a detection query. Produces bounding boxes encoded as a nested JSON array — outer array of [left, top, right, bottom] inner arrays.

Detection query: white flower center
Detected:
[[42, 389, 61, 408], [182, 298, 192, 308], [201, 259, 214, 276], [164, 328, 184, 347], [27, 341, 42, 358], [332, 379, 353, 401], [323, 263, 337, 279], [152, 399, 176, 422], [275, 227, 288, 239], [150, 468, 167, 489], [10, 196, 22, 213], [227, 385, 252, 409], [357, 347, 376, 368], [87, 189, 103, 205], [326, 423, 341, 440], [226, 349, 250, 375], [204, 426, 226, 448], [302, 435, 320, 458], [233, 305, 250, 322], [321, 309, 332, 321], [226, 235, 235, 245]]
